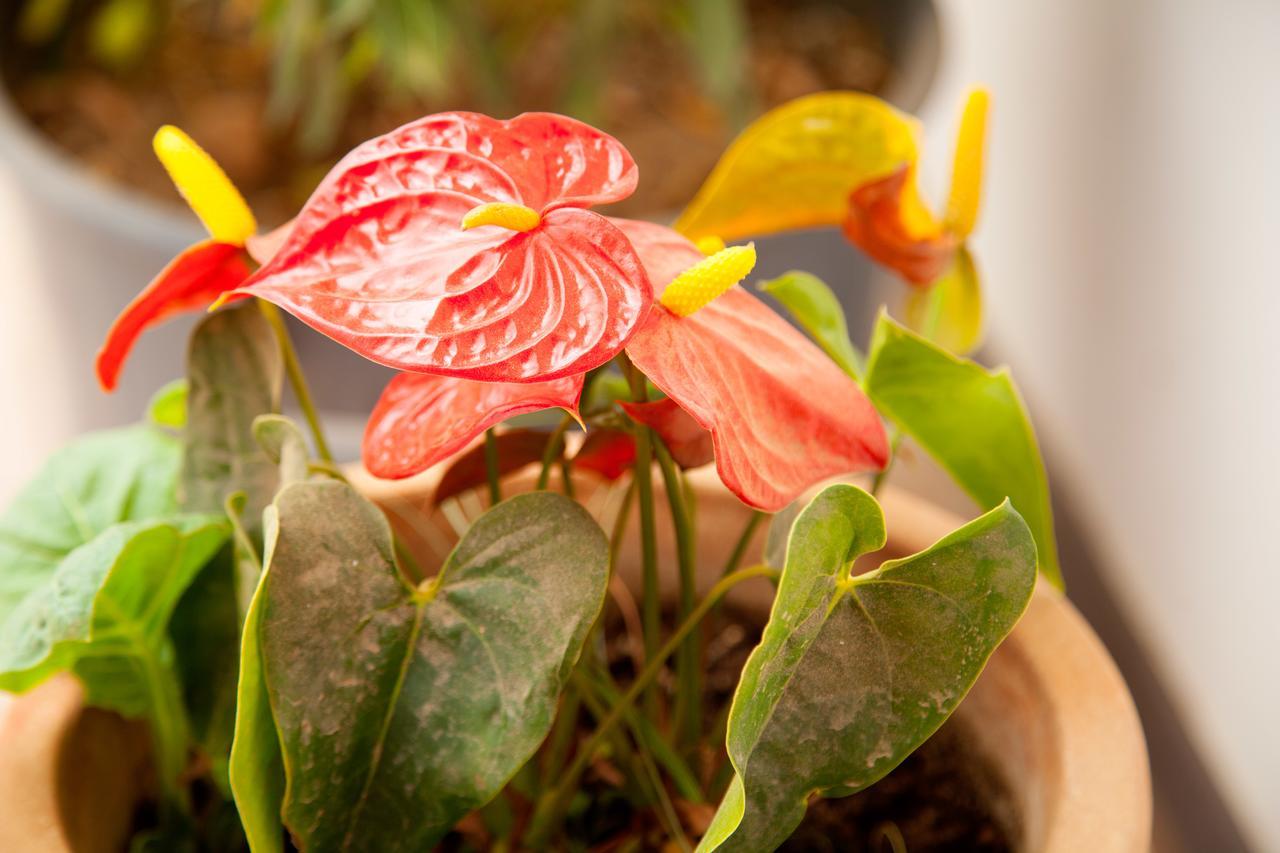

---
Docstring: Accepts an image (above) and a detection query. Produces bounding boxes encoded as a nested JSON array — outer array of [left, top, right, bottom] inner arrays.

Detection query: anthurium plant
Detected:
[[0, 89, 1060, 850]]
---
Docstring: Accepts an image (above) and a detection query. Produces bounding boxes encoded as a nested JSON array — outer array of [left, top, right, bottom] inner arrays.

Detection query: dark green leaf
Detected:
[[257, 483, 608, 850], [0, 517, 229, 789], [700, 485, 1036, 852], [759, 271, 865, 378], [0, 425, 180, 621], [864, 313, 1061, 587], [181, 300, 283, 540]]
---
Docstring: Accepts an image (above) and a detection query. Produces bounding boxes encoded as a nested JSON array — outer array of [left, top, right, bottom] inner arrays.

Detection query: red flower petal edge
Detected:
[[363, 372, 584, 480], [573, 429, 638, 481], [433, 429, 551, 507], [842, 167, 957, 285], [96, 240, 252, 391], [238, 113, 651, 383], [619, 398, 715, 470], [625, 288, 889, 511], [609, 218, 706, 296]]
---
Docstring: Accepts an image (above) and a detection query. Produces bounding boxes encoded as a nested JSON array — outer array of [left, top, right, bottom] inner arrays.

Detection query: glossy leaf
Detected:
[[700, 485, 1036, 851], [182, 301, 284, 540], [363, 371, 583, 479], [625, 287, 889, 511], [864, 314, 1061, 587], [674, 92, 931, 242], [239, 113, 651, 382], [619, 398, 714, 470], [433, 429, 550, 505], [903, 246, 984, 354], [0, 425, 180, 621], [759, 271, 865, 378], [256, 483, 608, 849], [0, 517, 229, 789], [842, 167, 957, 285], [96, 240, 252, 391]]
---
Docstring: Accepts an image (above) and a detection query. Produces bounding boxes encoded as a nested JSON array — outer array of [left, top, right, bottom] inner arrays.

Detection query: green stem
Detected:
[[257, 300, 333, 463], [536, 415, 574, 490], [621, 356, 661, 719], [524, 565, 778, 847], [654, 441, 700, 750], [484, 429, 502, 505], [721, 510, 765, 579], [870, 428, 904, 497]]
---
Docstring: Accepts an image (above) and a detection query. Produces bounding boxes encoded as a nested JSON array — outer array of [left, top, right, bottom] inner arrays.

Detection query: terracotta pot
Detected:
[[0, 467, 1150, 851]]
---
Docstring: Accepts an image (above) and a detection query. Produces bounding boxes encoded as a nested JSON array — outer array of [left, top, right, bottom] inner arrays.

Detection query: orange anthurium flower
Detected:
[[362, 217, 889, 511], [96, 126, 260, 391]]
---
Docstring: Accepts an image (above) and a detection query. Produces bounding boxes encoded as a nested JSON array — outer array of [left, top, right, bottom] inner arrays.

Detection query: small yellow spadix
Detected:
[[152, 125, 257, 245], [945, 88, 989, 238], [461, 202, 541, 233], [659, 243, 757, 317]]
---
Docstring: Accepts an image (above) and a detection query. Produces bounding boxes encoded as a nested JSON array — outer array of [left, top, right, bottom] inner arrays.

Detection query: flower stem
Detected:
[[484, 429, 501, 505], [653, 440, 700, 750], [256, 300, 333, 464], [536, 414, 574, 490], [721, 510, 766, 578], [621, 355, 661, 719], [524, 565, 779, 847]]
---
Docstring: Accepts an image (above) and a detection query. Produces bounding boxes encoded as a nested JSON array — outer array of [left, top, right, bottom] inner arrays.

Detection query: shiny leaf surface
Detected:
[[674, 92, 931, 242], [0, 425, 180, 621], [759, 271, 865, 379], [96, 240, 252, 391], [363, 371, 583, 479], [239, 113, 651, 382], [864, 314, 1061, 587], [257, 483, 608, 850], [625, 288, 889, 511], [700, 486, 1036, 851]]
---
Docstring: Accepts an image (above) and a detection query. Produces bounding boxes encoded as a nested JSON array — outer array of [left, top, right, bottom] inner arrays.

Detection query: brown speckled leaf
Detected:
[[700, 485, 1036, 852], [255, 483, 608, 851]]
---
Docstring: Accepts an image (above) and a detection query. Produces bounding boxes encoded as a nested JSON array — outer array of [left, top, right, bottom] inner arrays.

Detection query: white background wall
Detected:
[[927, 1, 1279, 848], [1, 0, 1277, 848]]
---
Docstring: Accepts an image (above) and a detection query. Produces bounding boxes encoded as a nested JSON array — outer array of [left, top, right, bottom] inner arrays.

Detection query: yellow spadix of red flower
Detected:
[[152, 125, 257, 245], [658, 244, 757, 317]]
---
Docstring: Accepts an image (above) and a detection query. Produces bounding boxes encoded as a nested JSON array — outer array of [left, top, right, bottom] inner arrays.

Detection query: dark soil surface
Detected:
[[2, 0, 893, 225]]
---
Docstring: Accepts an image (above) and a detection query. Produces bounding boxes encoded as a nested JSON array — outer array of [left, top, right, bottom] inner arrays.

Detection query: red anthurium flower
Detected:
[[363, 371, 584, 480], [236, 112, 652, 383], [96, 241, 252, 391], [615, 220, 889, 512]]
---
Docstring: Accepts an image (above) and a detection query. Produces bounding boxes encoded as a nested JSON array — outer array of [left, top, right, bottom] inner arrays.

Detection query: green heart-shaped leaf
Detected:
[[0, 425, 180, 621], [0, 516, 229, 790], [759, 271, 865, 379], [864, 312, 1061, 587], [699, 484, 1036, 852], [250, 482, 609, 850]]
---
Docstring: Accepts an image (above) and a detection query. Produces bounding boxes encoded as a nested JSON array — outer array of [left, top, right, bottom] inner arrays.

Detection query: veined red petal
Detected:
[[362, 372, 584, 480], [619, 398, 714, 470], [242, 204, 651, 382], [573, 429, 637, 481], [610, 218, 706, 296], [96, 240, 251, 392], [625, 288, 889, 511], [842, 167, 958, 285]]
